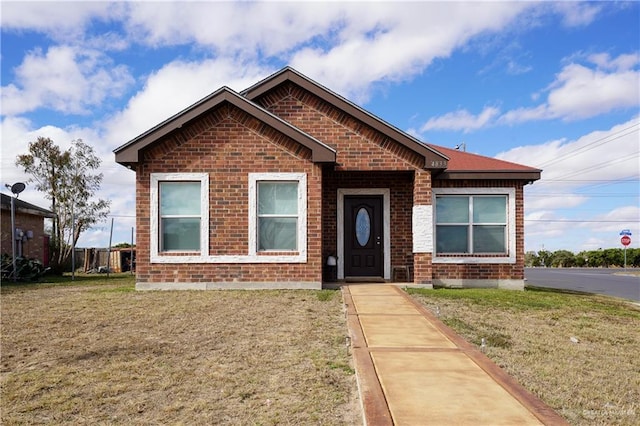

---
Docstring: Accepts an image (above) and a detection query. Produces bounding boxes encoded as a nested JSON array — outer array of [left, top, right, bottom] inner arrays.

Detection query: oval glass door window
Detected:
[[355, 207, 371, 246]]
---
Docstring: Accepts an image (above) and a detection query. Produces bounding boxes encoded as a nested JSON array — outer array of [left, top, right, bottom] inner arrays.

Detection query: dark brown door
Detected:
[[344, 195, 383, 277]]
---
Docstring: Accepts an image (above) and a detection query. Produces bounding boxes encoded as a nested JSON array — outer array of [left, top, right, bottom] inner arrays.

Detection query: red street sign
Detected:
[[621, 235, 631, 246]]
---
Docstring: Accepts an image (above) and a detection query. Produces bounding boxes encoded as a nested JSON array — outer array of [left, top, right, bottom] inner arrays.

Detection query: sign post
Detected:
[[619, 230, 632, 269]]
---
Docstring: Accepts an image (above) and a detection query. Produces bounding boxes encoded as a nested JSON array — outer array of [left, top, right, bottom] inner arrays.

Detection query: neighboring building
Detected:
[[1, 193, 55, 266], [114, 67, 540, 291]]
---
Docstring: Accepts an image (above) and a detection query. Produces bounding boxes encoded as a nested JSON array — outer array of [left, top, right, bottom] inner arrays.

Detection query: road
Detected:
[[525, 268, 640, 302]]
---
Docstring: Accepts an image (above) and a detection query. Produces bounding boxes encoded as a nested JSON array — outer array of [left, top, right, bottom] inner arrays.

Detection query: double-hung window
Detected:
[[160, 181, 202, 251], [151, 173, 209, 260], [249, 173, 307, 257], [258, 182, 299, 251], [435, 194, 508, 254]]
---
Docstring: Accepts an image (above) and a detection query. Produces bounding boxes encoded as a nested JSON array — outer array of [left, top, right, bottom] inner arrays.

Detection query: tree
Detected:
[[551, 250, 576, 267], [537, 250, 553, 268], [16, 137, 110, 274], [525, 251, 541, 267]]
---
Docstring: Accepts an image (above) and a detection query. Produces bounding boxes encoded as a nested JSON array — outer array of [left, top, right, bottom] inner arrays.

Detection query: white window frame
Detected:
[[150, 172, 307, 264], [249, 173, 307, 259], [151, 173, 209, 262], [432, 188, 516, 264]]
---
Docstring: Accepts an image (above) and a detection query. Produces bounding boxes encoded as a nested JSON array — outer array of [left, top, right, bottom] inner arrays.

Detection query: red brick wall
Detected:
[[431, 179, 526, 281], [254, 83, 424, 171], [132, 78, 529, 286], [257, 83, 426, 282], [0, 210, 49, 264], [134, 104, 323, 285]]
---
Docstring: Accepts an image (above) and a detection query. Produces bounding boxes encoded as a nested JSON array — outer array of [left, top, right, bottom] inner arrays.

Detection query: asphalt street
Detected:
[[525, 268, 640, 301]]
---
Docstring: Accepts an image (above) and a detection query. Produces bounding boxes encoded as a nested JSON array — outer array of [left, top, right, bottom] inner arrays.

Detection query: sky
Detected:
[[1, 1, 639, 254]]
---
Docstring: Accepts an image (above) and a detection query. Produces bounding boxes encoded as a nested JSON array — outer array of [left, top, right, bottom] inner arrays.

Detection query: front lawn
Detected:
[[407, 287, 640, 426], [1, 275, 359, 425]]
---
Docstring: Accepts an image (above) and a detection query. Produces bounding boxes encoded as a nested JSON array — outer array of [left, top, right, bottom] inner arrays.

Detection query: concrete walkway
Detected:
[[343, 284, 568, 426]]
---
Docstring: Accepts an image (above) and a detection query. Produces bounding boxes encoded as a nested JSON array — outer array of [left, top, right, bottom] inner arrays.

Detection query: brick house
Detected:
[[1, 193, 55, 266], [114, 67, 540, 290]]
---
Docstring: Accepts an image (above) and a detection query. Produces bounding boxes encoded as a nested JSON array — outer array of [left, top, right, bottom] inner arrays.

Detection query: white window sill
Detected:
[[432, 255, 516, 264]]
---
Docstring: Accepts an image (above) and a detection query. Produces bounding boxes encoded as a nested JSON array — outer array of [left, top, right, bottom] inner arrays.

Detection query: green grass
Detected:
[[1, 272, 136, 289], [407, 287, 640, 426], [316, 289, 337, 301]]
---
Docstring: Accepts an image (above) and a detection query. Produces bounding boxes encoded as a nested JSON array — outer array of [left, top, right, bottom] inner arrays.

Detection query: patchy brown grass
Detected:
[[407, 287, 640, 426], [1, 275, 360, 425]]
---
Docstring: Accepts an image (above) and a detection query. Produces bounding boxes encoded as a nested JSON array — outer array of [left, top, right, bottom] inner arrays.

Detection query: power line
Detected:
[[526, 193, 638, 197], [525, 219, 633, 223], [548, 152, 640, 181], [538, 176, 640, 183], [535, 123, 639, 168]]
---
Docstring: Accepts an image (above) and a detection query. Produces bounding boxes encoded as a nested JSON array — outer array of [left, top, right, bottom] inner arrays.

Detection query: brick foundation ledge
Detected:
[[433, 279, 524, 290], [136, 281, 322, 291]]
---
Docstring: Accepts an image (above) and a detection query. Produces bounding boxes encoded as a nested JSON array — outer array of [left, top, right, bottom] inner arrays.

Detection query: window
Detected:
[[435, 195, 507, 254], [150, 172, 306, 263], [258, 182, 298, 250], [150, 173, 209, 260], [249, 173, 306, 256], [160, 181, 201, 251]]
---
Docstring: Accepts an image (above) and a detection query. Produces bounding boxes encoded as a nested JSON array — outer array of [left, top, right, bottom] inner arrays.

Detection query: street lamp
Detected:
[[5, 182, 26, 282]]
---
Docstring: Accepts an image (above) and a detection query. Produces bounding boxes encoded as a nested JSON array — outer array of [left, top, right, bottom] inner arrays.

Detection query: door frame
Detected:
[[337, 188, 391, 280]]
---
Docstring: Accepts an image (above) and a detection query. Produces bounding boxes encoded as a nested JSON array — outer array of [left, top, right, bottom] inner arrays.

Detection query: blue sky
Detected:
[[1, 1, 639, 253]]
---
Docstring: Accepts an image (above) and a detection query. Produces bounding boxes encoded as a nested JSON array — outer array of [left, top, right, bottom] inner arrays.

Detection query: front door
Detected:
[[344, 196, 383, 278]]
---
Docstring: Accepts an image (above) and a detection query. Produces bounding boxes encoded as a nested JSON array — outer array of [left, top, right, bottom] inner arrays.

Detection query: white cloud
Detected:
[[3, 1, 589, 122], [419, 51, 639, 132], [501, 52, 640, 123], [124, 2, 344, 56], [525, 194, 589, 211], [2, 45, 134, 116], [103, 58, 270, 146], [581, 206, 640, 233], [1, 2, 126, 41], [420, 106, 501, 133], [500, 118, 640, 252], [497, 118, 640, 181], [551, 2, 602, 27], [112, 1, 533, 101], [290, 2, 532, 101]]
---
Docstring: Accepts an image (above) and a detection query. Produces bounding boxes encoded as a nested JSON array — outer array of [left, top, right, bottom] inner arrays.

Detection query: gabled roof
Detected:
[[427, 144, 541, 181], [114, 86, 336, 167], [0, 193, 55, 218], [114, 66, 540, 181], [241, 67, 449, 170]]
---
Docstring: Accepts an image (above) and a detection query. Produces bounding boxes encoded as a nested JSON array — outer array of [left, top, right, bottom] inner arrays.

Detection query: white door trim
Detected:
[[337, 188, 391, 280]]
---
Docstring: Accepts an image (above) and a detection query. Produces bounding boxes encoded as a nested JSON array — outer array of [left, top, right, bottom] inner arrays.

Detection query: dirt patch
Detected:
[[1, 276, 361, 425], [408, 288, 640, 426]]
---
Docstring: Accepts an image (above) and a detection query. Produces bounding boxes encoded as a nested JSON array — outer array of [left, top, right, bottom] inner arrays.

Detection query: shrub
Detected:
[[1, 254, 48, 282]]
